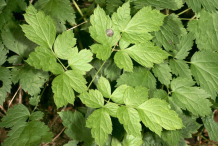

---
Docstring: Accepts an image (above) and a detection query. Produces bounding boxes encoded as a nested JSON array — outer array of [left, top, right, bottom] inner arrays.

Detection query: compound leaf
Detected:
[[97, 76, 111, 98], [68, 47, 93, 75], [54, 30, 76, 60], [86, 108, 112, 146], [79, 90, 104, 108], [0, 104, 29, 128], [137, 98, 183, 136], [117, 106, 141, 138], [21, 4, 56, 49], [52, 70, 87, 108], [27, 46, 64, 75], [59, 110, 93, 143], [11, 64, 49, 96], [191, 51, 218, 100], [171, 77, 212, 116]]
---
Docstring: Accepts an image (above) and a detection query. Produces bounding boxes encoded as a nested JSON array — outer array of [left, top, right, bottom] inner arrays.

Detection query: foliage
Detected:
[[0, 0, 218, 145]]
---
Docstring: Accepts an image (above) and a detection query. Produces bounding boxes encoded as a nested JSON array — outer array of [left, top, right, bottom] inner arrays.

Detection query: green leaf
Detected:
[[89, 5, 120, 47], [97, 76, 111, 98], [0, 7, 13, 31], [79, 90, 104, 108], [155, 14, 186, 51], [133, 0, 184, 10], [68, 47, 93, 75], [104, 58, 121, 81], [52, 70, 87, 108], [174, 32, 195, 60], [2, 21, 37, 58], [123, 86, 149, 107], [0, 41, 8, 66], [54, 30, 76, 60], [59, 110, 93, 143], [0, 104, 29, 128], [137, 98, 183, 136], [34, 0, 75, 24], [29, 95, 40, 106], [169, 59, 192, 79], [90, 44, 112, 60], [122, 6, 165, 44], [111, 84, 129, 104], [111, 137, 122, 146], [116, 67, 156, 96], [122, 134, 143, 146], [6, 0, 27, 12], [106, 0, 123, 15], [104, 102, 119, 117], [152, 62, 172, 86], [191, 51, 218, 100], [185, 0, 218, 13], [64, 140, 79, 146], [29, 111, 44, 121], [0, 67, 11, 105], [125, 42, 170, 68], [153, 89, 168, 100], [114, 50, 133, 72], [161, 130, 181, 146], [7, 55, 22, 65], [142, 132, 166, 146], [0, 0, 6, 11], [86, 108, 112, 146], [21, 4, 56, 49], [27, 46, 64, 75], [189, 10, 218, 51], [112, 2, 131, 32], [1, 121, 52, 146], [117, 106, 141, 138], [11, 64, 49, 96], [202, 114, 218, 142], [171, 77, 212, 116]]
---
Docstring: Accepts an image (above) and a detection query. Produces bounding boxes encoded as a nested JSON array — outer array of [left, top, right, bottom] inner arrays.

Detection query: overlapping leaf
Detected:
[[52, 70, 87, 108], [171, 77, 212, 116], [86, 108, 112, 146], [191, 51, 218, 100], [27, 46, 63, 75], [0, 41, 7, 66], [0, 67, 11, 105], [185, 0, 218, 13], [21, 4, 56, 49], [104, 102, 119, 117], [97, 76, 111, 98], [110, 84, 129, 104], [122, 134, 143, 146], [11, 64, 48, 96], [5, 0, 26, 12]]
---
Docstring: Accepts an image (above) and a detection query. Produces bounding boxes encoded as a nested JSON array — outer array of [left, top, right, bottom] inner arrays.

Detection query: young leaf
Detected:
[[0, 104, 29, 128], [2, 21, 36, 58], [52, 70, 87, 108], [202, 114, 218, 142], [116, 67, 156, 96], [104, 102, 119, 117], [122, 134, 143, 146], [169, 59, 192, 79], [86, 108, 112, 146], [120, 6, 165, 44], [1, 121, 52, 146], [185, 0, 218, 13], [68, 47, 93, 75], [0, 67, 11, 105], [171, 77, 212, 116], [152, 62, 172, 86], [21, 4, 56, 49], [137, 98, 183, 136], [59, 110, 93, 143], [54, 30, 76, 60], [117, 106, 142, 138], [191, 51, 218, 100], [114, 50, 133, 72], [34, 0, 75, 24], [125, 42, 170, 68], [79, 90, 104, 108], [97, 76, 111, 98], [132, 0, 184, 10], [123, 86, 149, 107], [155, 14, 186, 51], [26, 46, 64, 75], [11, 64, 49, 96], [110, 84, 129, 104]]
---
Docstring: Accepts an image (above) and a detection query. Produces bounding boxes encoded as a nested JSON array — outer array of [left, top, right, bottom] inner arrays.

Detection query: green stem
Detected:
[[177, 8, 191, 16], [73, 0, 87, 22], [166, 9, 169, 15], [51, 49, 67, 71], [180, 18, 192, 20]]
